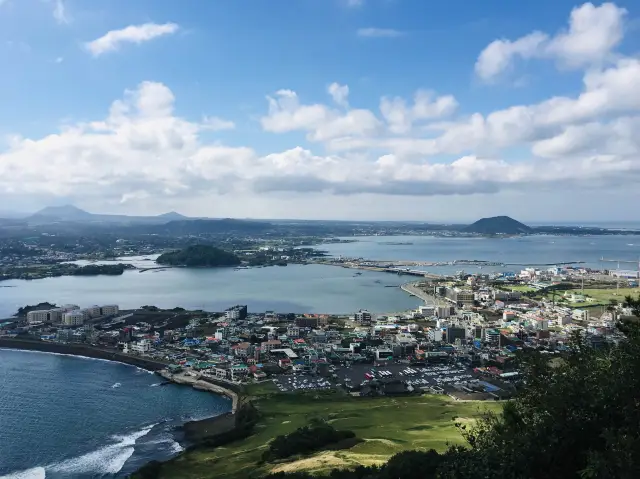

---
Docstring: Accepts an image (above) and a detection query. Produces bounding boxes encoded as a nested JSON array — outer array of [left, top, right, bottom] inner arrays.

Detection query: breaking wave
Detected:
[[2, 424, 156, 478]]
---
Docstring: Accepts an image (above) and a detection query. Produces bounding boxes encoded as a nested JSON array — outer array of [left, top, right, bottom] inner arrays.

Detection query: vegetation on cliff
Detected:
[[156, 245, 241, 267]]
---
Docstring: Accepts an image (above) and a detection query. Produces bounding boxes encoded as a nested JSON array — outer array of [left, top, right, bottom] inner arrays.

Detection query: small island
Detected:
[[156, 245, 241, 267]]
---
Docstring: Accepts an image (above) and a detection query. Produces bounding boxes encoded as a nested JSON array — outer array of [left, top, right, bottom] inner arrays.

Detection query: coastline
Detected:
[[0, 339, 242, 474], [0, 338, 168, 371]]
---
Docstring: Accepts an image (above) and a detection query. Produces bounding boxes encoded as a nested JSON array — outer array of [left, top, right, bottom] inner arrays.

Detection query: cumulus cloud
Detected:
[[260, 89, 381, 141], [357, 28, 404, 38], [475, 2, 626, 81], [85, 23, 179, 56], [2, 4, 640, 210]]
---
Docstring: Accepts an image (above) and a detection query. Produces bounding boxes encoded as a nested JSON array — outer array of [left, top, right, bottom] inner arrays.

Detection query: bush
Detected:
[[262, 420, 356, 462]]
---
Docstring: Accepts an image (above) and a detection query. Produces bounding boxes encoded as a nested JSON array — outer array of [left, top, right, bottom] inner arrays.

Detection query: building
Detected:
[[573, 309, 590, 321], [100, 305, 119, 316], [124, 339, 152, 354], [493, 291, 523, 301], [63, 311, 85, 326], [427, 329, 443, 342], [232, 342, 251, 357], [286, 325, 300, 338], [483, 328, 500, 346], [354, 309, 372, 323], [27, 310, 50, 324], [446, 327, 466, 344], [418, 305, 435, 317], [262, 339, 282, 352], [119, 328, 133, 342], [436, 306, 452, 318], [225, 305, 248, 321], [86, 305, 101, 318], [445, 287, 475, 307]]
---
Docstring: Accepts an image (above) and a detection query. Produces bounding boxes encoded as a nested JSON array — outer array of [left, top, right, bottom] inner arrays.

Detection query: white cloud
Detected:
[[357, 28, 404, 38], [475, 32, 548, 81], [475, 2, 626, 81], [2, 5, 640, 214], [261, 89, 381, 141], [380, 90, 458, 134], [85, 23, 179, 56], [346, 0, 364, 7], [328, 83, 349, 107], [53, 0, 69, 25], [201, 116, 236, 131]]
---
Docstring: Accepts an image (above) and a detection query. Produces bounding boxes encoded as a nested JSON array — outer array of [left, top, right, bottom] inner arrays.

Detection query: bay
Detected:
[[2, 235, 640, 318], [0, 349, 231, 478]]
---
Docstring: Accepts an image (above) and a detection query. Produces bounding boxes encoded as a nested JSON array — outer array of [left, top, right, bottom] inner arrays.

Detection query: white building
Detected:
[[436, 306, 451, 318], [27, 310, 50, 324], [427, 329, 443, 342], [86, 306, 101, 318], [355, 310, 372, 323], [100, 305, 119, 316], [573, 309, 590, 321], [125, 339, 151, 354], [63, 311, 85, 326]]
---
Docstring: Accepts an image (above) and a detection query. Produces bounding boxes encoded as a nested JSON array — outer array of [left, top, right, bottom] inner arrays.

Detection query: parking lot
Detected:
[[272, 374, 333, 392], [335, 362, 477, 388]]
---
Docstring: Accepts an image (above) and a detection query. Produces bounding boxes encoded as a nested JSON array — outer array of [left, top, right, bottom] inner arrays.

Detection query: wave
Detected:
[[136, 367, 155, 375], [48, 424, 157, 476], [0, 348, 156, 373], [150, 383, 161, 387], [112, 382, 122, 388], [2, 425, 157, 478], [0, 467, 46, 479]]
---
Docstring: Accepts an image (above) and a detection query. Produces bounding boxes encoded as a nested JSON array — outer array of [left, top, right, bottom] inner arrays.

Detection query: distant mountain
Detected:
[[156, 211, 188, 220], [26, 205, 193, 225], [33, 205, 94, 221], [463, 216, 532, 234]]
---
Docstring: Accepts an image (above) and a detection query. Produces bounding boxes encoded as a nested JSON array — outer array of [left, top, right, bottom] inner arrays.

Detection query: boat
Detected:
[[111, 383, 121, 388], [353, 272, 362, 276]]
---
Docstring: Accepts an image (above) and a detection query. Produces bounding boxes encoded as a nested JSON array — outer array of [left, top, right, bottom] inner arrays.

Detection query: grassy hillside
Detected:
[[152, 385, 501, 479]]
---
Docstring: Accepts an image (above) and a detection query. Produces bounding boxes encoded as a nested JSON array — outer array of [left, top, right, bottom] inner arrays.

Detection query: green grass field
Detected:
[[155, 387, 502, 479], [553, 287, 640, 308]]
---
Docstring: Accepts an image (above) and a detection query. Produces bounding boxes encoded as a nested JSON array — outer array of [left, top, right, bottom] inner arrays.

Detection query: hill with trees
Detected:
[[463, 216, 532, 234], [156, 245, 241, 267]]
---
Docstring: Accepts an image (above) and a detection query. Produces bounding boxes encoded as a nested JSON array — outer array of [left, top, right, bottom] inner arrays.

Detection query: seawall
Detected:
[[0, 338, 169, 371], [157, 370, 239, 413]]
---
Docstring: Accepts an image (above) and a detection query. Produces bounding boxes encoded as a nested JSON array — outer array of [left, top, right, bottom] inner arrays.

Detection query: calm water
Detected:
[[323, 235, 640, 275], [0, 349, 231, 478], [2, 235, 640, 318], [0, 264, 420, 317]]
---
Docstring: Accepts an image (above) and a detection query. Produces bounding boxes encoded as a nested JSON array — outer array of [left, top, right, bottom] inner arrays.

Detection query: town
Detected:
[[3, 262, 638, 403]]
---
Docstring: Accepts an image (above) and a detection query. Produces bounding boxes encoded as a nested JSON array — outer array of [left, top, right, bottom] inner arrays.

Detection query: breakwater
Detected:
[[0, 338, 169, 371]]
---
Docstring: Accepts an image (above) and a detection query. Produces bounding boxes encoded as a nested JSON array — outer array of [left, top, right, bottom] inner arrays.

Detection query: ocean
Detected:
[[0, 349, 231, 478], [1, 234, 640, 317]]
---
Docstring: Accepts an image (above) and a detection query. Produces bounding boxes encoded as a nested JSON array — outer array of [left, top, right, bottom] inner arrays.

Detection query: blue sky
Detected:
[[1, 0, 639, 221]]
